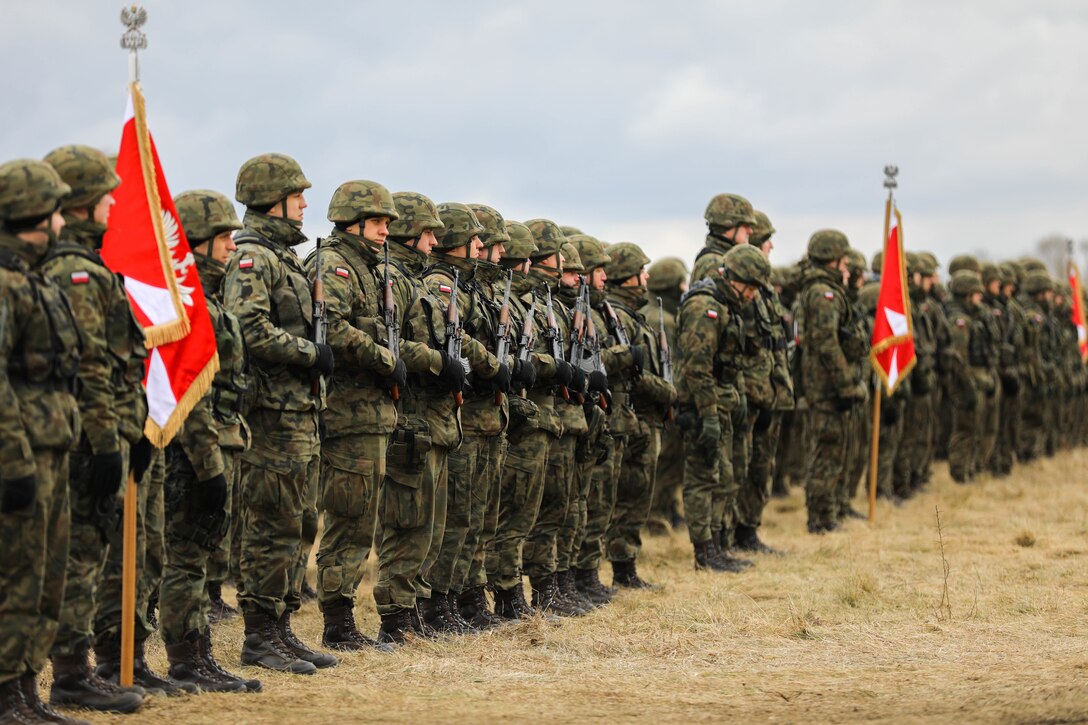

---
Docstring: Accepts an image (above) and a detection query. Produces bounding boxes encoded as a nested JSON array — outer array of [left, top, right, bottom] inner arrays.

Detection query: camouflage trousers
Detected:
[[453, 434, 503, 593], [717, 405, 748, 544], [573, 434, 624, 572], [94, 444, 159, 649], [236, 407, 320, 619], [428, 435, 488, 595], [557, 438, 593, 573], [490, 427, 550, 590], [208, 446, 245, 587], [291, 449, 320, 603], [373, 417, 444, 615], [978, 387, 1002, 472], [804, 405, 851, 528], [949, 393, 995, 481], [876, 404, 904, 498], [776, 407, 807, 491], [606, 420, 661, 563], [315, 433, 385, 607], [991, 386, 1019, 475], [737, 408, 783, 529], [841, 398, 870, 514], [144, 454, 165, 610], [159, 444, 234, 645], [524, 433, 576, 579], [897, 390, 935, 488], [1019, 390, 1048, 461], [682, 409, 733, 545], [0, 449, 69, 684], [648, 422, 684, 528]]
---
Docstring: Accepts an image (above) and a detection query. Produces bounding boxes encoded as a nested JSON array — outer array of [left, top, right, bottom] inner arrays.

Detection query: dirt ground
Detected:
[[82, 449, 1088, 724]]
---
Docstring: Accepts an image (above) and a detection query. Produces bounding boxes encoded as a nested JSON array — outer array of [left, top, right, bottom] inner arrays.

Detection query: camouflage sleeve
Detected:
[[0, 285, 35, 480], [320, 256, 396, 375], [945, 314, 975, 393], [633, 324, 675, 403], [174, 387, 225, 482], [462, 331, 500, 378], [223, 250, 317, 367], [677, 297, 723, 418], [690, 253, 720, 285], [934, 306, 968, 383], [806, 290, 854, 395]]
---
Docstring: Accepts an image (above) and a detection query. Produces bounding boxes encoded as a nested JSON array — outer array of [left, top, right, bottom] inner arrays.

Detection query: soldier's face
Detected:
[[415, 229, 437, 255], [210, 230, 237, 264], [730, 280, 759, 303], [561, 270, 581, 287], [272, 191, 307, 222], [482, 242, 505, 262], [969, 292, 983, 306], [759, 237, 774, 259], [836, 256, 850, 286], [93, 192, 116, 226], [21, 210, 64, 246], [363, 217, 389, 245], [732, 225, 752, 244], [591, 267, 607, 290], [1002, 283, 1016, 297], [469, 235, 483, 259], [923, 277, 934, 293]]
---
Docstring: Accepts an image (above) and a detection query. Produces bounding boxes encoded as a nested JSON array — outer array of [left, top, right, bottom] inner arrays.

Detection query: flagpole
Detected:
[[118, 4, 147, 690], [869, 165, 897, 524]]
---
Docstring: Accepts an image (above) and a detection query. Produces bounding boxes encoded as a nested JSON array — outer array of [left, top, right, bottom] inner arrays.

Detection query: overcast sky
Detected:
[[5, 0, 1088, 271]]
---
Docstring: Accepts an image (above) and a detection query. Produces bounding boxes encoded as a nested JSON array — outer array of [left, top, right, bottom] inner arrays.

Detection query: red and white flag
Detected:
[[101, 82, 219, 446], [870, 206, 916, 394], [1070, 260, 1087, 364]]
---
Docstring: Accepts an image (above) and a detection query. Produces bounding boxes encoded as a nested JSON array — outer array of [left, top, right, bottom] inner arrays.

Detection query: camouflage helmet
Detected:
[[722, 244, 772, 288], [949, 270, 984, 296], [647, 257, 689, 291], [845, 249, 868, 279], [871, 251, 883, 275], [327, 180, 399, 225], [905, 252, 922, 276], [434, 202, 486, 251], [567, 234, 609, 270], [704, 193, 756, 230], [524, 218, 566, 262], [388, 191, 443, 241], [604, 241, 650, 282], [43, 145, 120, 209], [174, 189, 242, 243], [559, 225, 584, 237], [980, 263, 1002, 286], [858, 282, 881, 313], [469, 204, 509, 247], [807, 229, 850, 263], [919, 252, 939, 274], [914, 253, 937, 276], [947, 254, 980, 275], [235, 153, 311, 208], [502, 220, 537, 260], [560, 243, 585, 273], [998, 261, 1021, 286], [751, 210, 776, 244], [1022, 270, 1054, 295], [1019, 257, 1048, 274], [0, 158, 71, 223], [772, 264, 802, 291]]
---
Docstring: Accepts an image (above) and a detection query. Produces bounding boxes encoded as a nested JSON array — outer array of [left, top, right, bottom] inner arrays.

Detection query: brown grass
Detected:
[[82, 449, 1088, 724]]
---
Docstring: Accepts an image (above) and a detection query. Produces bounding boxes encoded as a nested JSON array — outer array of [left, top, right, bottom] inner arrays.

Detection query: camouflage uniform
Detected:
[[0, 159, 82, 718], [982, 263, 1019, 477], [1018, 271, 1055, 461]]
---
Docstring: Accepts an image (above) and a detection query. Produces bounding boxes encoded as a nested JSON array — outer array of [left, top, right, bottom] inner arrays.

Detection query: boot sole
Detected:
[[239, 656, 317, 675], [50, 691, 144, 714]]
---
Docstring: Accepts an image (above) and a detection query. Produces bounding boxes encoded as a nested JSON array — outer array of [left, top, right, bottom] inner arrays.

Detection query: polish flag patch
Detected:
[[70, 271, 90, 284], [956, 318, 966, 327], [238, 258, 254, 269], [335, 267, 350, 278], [824, 291, 835, 300], [706, 309, 718, 319], [439, 284, 453, 294]]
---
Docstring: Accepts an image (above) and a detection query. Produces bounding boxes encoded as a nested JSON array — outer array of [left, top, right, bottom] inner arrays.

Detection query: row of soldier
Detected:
[[3, 148, 1087, 724]]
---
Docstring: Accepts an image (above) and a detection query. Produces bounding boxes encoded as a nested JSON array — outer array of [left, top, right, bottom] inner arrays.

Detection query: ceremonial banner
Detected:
[[1070, 259, 1087, 364], [869, 206, 916, 394]]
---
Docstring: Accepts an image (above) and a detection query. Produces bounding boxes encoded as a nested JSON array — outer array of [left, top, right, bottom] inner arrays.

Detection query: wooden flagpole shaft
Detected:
[[120, 473, 138, 688], [868, 385, 881, 523]]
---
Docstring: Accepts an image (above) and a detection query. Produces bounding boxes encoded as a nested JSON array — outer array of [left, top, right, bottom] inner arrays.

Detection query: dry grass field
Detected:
[[82, 449, 1088, 724]]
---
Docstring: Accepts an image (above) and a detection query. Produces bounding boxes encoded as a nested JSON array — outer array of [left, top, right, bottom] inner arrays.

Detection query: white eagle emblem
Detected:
[[162, 209, 195, 307]]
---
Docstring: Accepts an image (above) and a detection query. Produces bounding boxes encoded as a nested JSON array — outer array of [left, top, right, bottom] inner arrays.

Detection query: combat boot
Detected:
[[49, 642, 144, 714], [300, 578, 318, 603], [165, 631, 246, 693], [376, 608, 415, 646], [418, 594, 460, 634], [610, 559, 661, 591], [0, 678, 39, 724], [239, 609, 316, 675], [410, 602, 437, 639], [277, 612, 338, 669], [207, 581, 239, 624], [94, 636, 194, 696], [557, 570, 597, 611], [199, 629, 261, 692], [493, 583, 535, 621], [444, 592, 479, 634], [531, 575, 586, 616], [694, 540, 743, 573], [457, 586, 501, 629], [19, 673, 91, 725], [321, 599, 394, 653], [574, 567, 613, 605], [734, 525, 783, 556], [710, 538, 753, 570]]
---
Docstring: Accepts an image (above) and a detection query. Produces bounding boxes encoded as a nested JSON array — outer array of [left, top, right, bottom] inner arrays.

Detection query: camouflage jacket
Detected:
[[798, 264, 865, 404], [223, 211, 320, 413], [689, 233, 735, 285], [676, 276, 745, 419], [608, 287, 676, 423], [171, 381, 225, 481], [306, 230, 398, 436], [765, 287, 795, 410], [40, 217, 148, 453], [196, 253, 250, 450], [0, 233, 82, 479], [503, 273, 551, 434], [984, 292, 1021, 386], [553, 281, 590, 437], [946, 298, 997, 399]]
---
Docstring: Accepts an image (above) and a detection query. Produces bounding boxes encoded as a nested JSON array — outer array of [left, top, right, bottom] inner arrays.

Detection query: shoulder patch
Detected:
[[706, 309, 719, 319], [439, 284, 453, 294], [824, 291, 835, 300], [955, 318, 966, 327], [238, 257, 254, 269], [70, 271, 90, 285], [1034, 314, 1043, 323], [335, 266, 350, 279]]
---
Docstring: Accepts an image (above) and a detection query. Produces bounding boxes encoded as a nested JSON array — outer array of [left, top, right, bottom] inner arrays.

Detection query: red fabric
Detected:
[[870, 212, 916, 394]]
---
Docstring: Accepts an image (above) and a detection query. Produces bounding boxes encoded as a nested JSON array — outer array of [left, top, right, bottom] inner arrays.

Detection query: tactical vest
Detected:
[[682, 279, 745, 386]]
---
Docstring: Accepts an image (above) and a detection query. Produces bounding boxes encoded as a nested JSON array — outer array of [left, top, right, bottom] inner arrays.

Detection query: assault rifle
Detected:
[[543, 285, 570, 401], [494, 271, 513, 405], [445, 269, 467, 407], [383, 243, 400, 401], [311, 237, 327, 395]]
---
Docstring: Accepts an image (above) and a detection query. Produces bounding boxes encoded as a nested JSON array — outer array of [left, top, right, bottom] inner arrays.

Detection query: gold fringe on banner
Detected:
[[143, 352, 220, 448]]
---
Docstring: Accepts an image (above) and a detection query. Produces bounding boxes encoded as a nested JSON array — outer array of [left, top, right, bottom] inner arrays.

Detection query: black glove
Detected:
[[553, 360, 574, 387], [129, 437, 153, 485], [570, 366, 586, 394], [513, 358, 537, 390], [196, 473, 228, 514], [588, 370, 608, 394], [881, 403, 901, 427], [1001, 375, 1021, 397], [833, 396, 857, 412], [438, 350, 467, 392], [89, 451, 125, 499], [489, 362, 512, 393], [310, 343, 335, 380], [384, 358, 408, 392], [629, 345, 645, 375], [1, 475, 36, 513], [753, 407, 774, 433]]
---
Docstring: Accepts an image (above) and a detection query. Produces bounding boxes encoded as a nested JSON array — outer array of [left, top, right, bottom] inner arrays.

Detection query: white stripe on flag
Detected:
[[146, 347, 179, 427]]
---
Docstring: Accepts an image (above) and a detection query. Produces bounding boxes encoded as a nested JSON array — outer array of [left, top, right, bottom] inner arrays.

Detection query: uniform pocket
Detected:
[[505, 455, 536, 507], [319, 453, 369, 519]]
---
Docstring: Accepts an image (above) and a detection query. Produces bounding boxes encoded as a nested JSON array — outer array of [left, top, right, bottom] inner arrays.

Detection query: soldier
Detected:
[[300, 181, 403, 651], [0, 159, 87, 724], [772, 264, 804, 499], [39, 146, 155, 712], [840, 250, 874, 514], [223, 153, 337, 674], [1018, 270, 1055, 461], [676, 245, 769, 571], [645, 257, 687, 535], [418, 203, 506, 631], [603, 242, 676, 588], [797, 230, 867, 533], [994, 262, 1028, 475], [690, 194, 756, 283], [982, 263, 1019, 477]]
